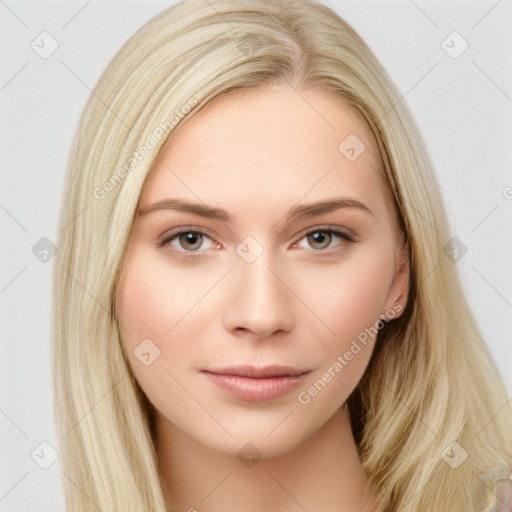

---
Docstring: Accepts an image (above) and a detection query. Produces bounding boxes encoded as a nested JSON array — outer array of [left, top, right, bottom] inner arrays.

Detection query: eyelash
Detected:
[[157, 225, 355, 260]]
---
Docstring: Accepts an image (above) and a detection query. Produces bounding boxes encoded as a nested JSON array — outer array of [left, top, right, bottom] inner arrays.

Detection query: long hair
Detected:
[[52, 1, 512, 510]]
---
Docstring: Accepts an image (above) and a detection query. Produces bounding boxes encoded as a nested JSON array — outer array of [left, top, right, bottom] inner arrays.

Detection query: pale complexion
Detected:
[[116, 84, 409, 512]]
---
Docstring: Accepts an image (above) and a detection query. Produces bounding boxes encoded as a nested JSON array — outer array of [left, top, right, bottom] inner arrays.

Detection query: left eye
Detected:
[[296, 229, 352, 250]]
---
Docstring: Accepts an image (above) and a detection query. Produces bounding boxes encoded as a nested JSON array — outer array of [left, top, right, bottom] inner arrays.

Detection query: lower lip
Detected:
[[202, 371, 309, 402]]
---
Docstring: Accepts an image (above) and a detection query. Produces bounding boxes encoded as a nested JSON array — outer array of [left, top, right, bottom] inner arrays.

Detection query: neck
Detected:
[[155, 405, 380, 512]]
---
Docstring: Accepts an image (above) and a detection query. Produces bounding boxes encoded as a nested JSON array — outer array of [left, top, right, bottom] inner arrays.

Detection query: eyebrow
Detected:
[[138, 197, 374, 223]]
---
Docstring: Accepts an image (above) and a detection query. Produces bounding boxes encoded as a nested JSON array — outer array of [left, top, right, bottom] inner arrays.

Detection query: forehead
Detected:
[[138, 85, 387, 222]]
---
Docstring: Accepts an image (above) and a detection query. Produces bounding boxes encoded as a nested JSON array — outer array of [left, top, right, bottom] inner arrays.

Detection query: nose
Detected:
[[223, 253, 295, 339]]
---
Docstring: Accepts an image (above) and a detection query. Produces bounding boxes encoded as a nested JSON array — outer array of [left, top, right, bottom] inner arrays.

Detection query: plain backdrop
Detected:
[[1, 1, 511, 510]]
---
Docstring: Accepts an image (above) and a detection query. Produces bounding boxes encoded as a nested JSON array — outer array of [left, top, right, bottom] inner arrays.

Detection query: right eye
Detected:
[[159, 228, 219, 252]]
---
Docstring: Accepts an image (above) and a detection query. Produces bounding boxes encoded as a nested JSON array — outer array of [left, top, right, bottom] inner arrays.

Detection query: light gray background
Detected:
[[1, 1, 511, 510]]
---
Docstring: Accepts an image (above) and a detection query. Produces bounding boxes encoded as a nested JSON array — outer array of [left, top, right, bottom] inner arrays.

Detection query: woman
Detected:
[[52, 0, 512, 510]]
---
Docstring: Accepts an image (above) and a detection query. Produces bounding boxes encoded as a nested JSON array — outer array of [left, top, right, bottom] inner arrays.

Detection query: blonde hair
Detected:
[[52, 1, 512, 510]]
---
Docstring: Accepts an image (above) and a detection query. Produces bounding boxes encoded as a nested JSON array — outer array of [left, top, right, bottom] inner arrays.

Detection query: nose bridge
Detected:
[[223, 244, 295, 337]]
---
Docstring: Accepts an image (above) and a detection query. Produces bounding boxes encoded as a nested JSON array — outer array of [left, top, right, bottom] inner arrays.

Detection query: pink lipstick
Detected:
[[201, 365, 311, 402]]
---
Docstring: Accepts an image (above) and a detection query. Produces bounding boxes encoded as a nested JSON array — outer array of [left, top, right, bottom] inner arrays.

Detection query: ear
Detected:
[[382, 242, 410, 320]]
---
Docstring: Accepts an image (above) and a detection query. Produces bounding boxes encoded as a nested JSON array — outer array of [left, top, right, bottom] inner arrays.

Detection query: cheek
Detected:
[[116, 248, 208, 414], [117, 252, 170, 343], [117, 246, 226, 339], [292, 247, 395, 413], [293, 245, 395, 348], [116, 246, 231, 389]]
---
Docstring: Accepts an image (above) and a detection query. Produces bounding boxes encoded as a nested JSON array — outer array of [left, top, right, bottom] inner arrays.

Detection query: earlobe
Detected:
[[383, 245, 410, 320]]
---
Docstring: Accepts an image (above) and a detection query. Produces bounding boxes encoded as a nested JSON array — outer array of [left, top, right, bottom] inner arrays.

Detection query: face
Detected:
[[115, 84, 409, 458]]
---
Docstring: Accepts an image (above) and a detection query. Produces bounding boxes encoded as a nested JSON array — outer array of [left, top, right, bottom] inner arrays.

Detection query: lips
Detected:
[[206, 365, 308, 378], [201, 365, 311, 402]]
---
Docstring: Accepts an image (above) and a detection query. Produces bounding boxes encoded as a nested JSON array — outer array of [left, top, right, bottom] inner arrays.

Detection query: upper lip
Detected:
[[202, 365, 311, 379]]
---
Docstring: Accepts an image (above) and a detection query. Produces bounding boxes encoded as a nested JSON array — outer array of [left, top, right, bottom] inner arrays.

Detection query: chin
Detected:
[[192, 416, 321, 461]]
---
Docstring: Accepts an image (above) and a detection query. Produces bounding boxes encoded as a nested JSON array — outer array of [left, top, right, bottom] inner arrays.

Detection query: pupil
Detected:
[[309, 231, 331, 249], [181, 232, 202, 250]]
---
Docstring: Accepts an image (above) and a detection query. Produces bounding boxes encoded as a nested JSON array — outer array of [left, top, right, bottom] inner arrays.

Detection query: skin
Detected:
[[116, 84, 409, 512]]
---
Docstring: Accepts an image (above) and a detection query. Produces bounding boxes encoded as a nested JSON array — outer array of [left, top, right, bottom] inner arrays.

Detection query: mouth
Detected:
[[201, 365, 312, 402]]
